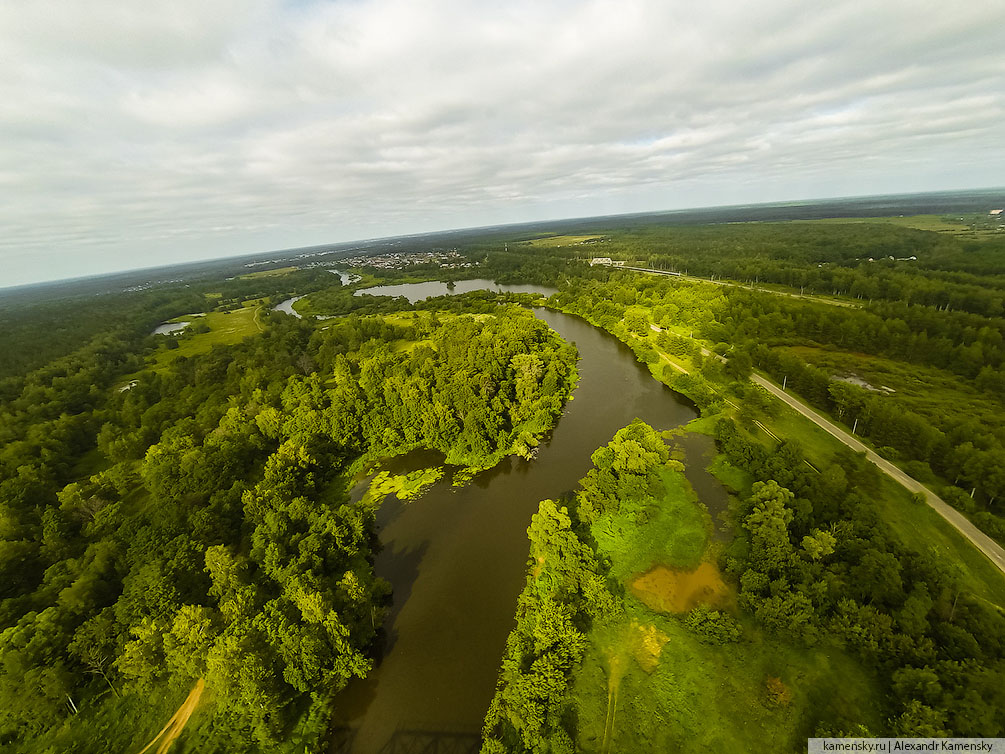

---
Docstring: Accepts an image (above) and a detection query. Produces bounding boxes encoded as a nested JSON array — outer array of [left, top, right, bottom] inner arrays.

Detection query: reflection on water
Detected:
[[675, 432, 732, 540], [329, 269, 362, 286], [329, 299, 698, 753], [354, 278, 556, 303], [151, 321, 189, 335], [273, 295, 304, 318]]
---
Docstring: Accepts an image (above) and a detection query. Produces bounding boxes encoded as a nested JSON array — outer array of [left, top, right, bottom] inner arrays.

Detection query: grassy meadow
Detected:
[[569, 432, 883, 753], [526, 234, 607, 248], [781, 345, 1005, 439], [150, 303, 265, 370], [238, 265, 300, 279], [615, 301, 1005, 608]]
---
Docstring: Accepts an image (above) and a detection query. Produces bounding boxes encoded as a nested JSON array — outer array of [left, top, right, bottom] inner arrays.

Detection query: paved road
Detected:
[[653, 327, 1005, 577], [647, 321, 1005, 576], [750, 372, 1005, 576]]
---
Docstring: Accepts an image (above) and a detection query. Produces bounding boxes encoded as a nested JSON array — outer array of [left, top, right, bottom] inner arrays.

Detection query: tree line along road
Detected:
[[621, 266, 859, 308], [637, 279, 1005, 577], [750, 371, 1005, 576]]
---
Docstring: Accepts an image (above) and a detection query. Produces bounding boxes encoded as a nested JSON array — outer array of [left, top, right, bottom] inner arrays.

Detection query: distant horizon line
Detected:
[[4, 184, 1004, 294]]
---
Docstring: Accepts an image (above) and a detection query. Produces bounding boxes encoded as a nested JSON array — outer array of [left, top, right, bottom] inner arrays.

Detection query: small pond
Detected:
[[151, 322, 189, 336]]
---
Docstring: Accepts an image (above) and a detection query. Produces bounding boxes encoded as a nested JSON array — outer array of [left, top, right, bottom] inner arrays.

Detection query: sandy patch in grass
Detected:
[[133, 678, 203, 754], [629, 562, 730, 613], [631, 622, 669, 673]]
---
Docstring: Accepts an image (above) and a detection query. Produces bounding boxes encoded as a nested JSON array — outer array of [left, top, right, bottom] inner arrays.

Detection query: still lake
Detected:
[[354, 278, 556, 303]]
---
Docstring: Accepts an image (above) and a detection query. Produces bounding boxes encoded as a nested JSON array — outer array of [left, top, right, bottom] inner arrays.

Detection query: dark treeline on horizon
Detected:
[[2, 198, 1005, 752], [4, 187, 1002, 302]]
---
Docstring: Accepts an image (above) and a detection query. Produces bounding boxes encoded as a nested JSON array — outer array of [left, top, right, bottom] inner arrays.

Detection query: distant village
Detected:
[[337, 249, 475, 271], [239, 248, 476, 274]]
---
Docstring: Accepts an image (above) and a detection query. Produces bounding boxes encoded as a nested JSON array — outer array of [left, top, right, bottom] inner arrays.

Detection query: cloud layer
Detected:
[[3, 0, 1004, 286]]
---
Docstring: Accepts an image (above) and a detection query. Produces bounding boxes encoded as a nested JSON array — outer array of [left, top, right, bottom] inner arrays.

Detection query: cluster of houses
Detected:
[[340, 249, 474, 271]]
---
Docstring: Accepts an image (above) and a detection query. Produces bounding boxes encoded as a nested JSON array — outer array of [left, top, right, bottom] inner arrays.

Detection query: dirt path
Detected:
[[133, 679, 204, 754], [601, 655, 624, 754]]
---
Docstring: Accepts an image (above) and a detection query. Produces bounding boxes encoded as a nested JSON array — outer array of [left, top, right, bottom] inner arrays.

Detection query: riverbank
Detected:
[[327, 304, 697, 753]]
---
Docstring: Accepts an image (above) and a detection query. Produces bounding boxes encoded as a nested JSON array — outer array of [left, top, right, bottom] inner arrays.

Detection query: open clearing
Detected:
[[526, 234, 606, 247], [151, 304, 263, 370], [239, 265, 299, 279], [782, 345, 1005, 434], [796, 214, 972, 233], [571, 450, 882, 753], [629, 562, 731, 613]]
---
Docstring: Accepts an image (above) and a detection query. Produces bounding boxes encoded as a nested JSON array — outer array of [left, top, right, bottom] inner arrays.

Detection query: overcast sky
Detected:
[[2, 0, 1003, 287]]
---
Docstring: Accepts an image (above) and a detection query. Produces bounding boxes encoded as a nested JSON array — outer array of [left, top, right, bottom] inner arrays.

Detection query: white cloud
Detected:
[[1, 0, 1004, 287]]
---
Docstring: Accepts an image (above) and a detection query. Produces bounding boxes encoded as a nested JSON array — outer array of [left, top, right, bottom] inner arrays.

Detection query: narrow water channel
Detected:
[[329, 307, 700, 752]]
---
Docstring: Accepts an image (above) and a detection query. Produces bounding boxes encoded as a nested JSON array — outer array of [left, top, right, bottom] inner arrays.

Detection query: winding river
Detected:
[[329, 299, 706, 753]]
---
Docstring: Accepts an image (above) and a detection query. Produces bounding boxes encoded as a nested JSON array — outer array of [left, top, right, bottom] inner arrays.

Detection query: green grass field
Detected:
[[526, 234, 607, 248], [238, 265, 299, 279], [796, 215, 971, 233], [572, 609, 882, 753], [569, 435, 883, 753], [782, 345, 1005, 437], [150, 304, 264, 370], [592, 469, 709, 581]]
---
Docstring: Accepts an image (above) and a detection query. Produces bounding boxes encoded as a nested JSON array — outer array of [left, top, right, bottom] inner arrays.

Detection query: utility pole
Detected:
[[782, 376, 787, 391]]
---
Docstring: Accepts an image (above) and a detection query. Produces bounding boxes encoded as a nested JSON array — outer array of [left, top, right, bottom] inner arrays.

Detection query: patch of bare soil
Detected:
[[133, 678, 204, 754], [629, 562, 730, 613]]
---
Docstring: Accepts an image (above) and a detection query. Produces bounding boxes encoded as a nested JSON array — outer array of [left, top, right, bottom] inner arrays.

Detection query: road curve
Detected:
[[750, 373, 1005, 576]]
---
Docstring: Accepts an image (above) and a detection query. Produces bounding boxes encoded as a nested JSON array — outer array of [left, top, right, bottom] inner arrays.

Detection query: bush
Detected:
[[973, 511, 1005, 545], [902, 460, 935, 484], [765, 676, 792, 707], [683, 604, 742, 644], [941, 486, 976, 514]]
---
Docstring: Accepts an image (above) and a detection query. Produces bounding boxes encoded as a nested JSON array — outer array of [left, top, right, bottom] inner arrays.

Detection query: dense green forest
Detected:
[[478, 218, 1005, 750], [0, 268, 577, 751], [0, 269, 336, 383], [481, 246, 1005, 750], [538, 237, 1005, 550], [4, 213, 1005, 752], [578, 220, 1005, 315]]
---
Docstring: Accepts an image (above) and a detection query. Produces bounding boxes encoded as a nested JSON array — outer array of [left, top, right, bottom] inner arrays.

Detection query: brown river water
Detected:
[[329, 303, 708, 753]]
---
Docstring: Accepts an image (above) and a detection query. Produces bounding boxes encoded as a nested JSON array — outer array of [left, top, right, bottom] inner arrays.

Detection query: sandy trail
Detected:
[[133, 679, 204, 754], [601, 653, 625, 754]]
